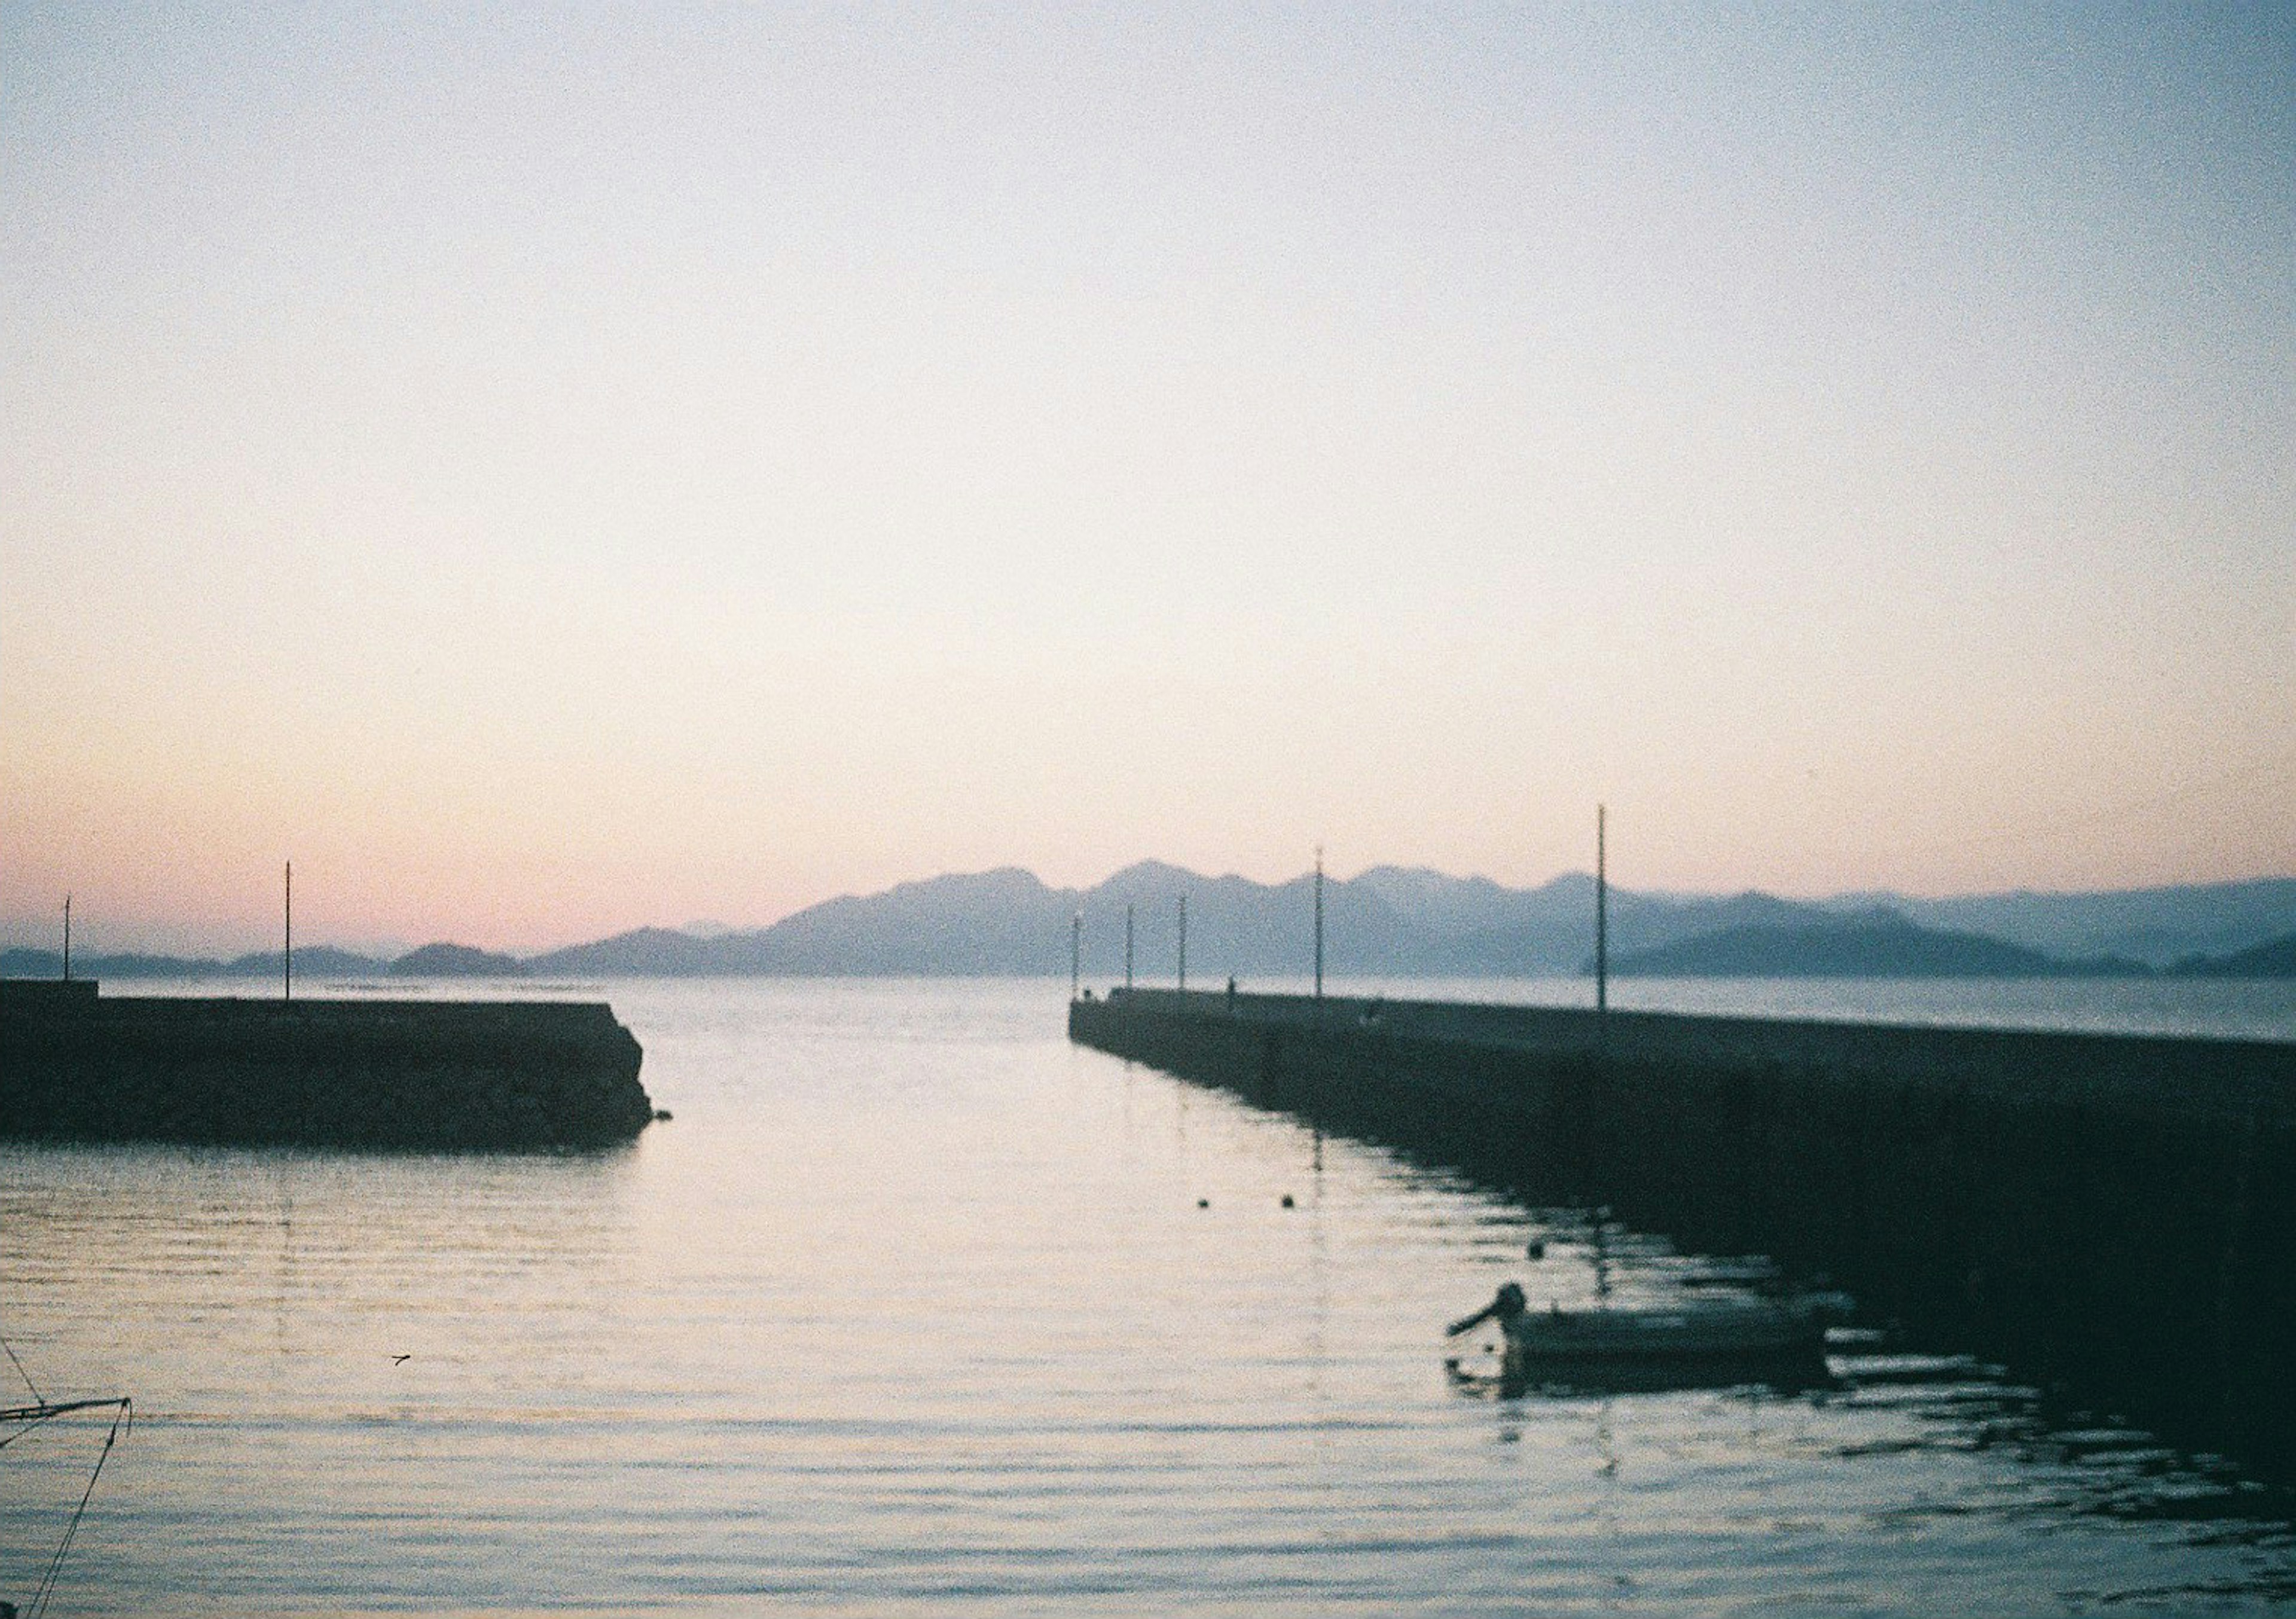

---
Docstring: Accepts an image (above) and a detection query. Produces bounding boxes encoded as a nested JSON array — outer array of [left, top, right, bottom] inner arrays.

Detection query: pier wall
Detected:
[[1071, 988, 2296, 1469], [1, 983, 653, 1150]]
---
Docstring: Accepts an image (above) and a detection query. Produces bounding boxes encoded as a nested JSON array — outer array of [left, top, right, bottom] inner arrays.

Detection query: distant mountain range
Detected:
[[2178, 932, 2296, 979], [1599, 911, 2149, 979], [5, 868, 2293, 982]]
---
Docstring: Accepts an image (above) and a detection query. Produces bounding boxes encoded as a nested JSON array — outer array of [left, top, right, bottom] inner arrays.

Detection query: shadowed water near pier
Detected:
[[7, 977, 2296, 1615]]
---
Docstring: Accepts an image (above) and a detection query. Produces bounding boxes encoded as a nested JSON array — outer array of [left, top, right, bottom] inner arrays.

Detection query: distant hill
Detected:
[[508, 872, 2178, 981], [1832, 879, 2296, 969], [228, 948, 389, 979], [527, 926, 737, 976], [0, 945, 385, 979], [389, 942, 527, 977], [1354, 868, 1836, 970], [741, 866, 1083, 975], [2172, 931, 2296, 979], [527, 870, 1091, 976], [1601, 911, 2147, 979], [514, 867, 1849, 979]]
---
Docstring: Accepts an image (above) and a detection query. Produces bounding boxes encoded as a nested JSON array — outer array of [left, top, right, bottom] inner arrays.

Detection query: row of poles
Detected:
[[66, 810, 1613, 1016], [1070, 808, 1611, 1011], [1067, 845, 1332, 1003], [52, 861, 299, 1002]]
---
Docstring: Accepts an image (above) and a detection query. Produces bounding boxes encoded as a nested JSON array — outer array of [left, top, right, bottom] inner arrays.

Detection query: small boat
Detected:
[[1448, 1278, 1852, 1374], [1470, 1285, 1839, 1361], [1446, 1204, 1855, 1393]]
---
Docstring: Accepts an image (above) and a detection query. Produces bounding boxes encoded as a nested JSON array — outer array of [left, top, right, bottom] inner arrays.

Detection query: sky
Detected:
[[4, 2, 2291, 955]]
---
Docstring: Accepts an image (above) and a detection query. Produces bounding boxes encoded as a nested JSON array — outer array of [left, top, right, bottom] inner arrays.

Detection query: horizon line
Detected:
[[7, 861, 2295, 964]]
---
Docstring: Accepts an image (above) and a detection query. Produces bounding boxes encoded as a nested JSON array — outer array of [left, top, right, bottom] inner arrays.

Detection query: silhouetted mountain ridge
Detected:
[[1829, 879, 2296, 967], [1599, 911, 2150, 979], [2173, 931, 2296, 979], [7, 869, 2292, 980], [499, 870, 2296, 979], [0, 946, 388, 980], [389, 942, 527, 978]]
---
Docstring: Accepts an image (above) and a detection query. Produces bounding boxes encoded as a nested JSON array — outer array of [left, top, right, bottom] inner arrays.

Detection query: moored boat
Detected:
[[1448, 1280, 1851, 1371]]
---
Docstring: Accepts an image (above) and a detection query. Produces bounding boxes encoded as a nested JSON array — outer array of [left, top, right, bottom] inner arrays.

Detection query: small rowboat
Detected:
[[1448, 1281, 1849, 1371]]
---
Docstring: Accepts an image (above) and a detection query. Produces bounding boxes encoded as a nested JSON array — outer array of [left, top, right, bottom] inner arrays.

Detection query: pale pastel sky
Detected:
[[4, 3, 2291, 954]]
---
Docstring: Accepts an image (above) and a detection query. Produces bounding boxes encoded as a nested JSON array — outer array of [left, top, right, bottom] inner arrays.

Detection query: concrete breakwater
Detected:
[[1071, 988, 2296, 1471], [1, 980, 654, 1150]]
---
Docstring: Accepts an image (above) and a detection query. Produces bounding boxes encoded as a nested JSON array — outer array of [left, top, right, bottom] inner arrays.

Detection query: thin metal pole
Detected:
[[1595, 805, 1607, 1018], [284, 860, 293, 1004], [62, 894, 72, 982], [1124, 903, 1134, 990], [1313, 845, 1324, 1002], [1177, 893, 1187, 991], [1070, 911, 1081, 1001]]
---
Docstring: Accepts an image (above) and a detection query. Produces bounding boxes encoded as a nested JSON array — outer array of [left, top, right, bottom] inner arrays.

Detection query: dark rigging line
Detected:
[[1, 1328, 44, 1405], [25, 1397, 132, 1619], [3, 1325, 134, 1616], [0, 1409, 59, 1451]]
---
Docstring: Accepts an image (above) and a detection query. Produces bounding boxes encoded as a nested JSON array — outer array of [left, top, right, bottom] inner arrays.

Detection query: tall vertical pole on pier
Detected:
[[1070, 911, 1082, 1002], [1313, 845, 1324, 1004], [62, 893, 72, 982], [1125, 903, 1134, 991], [284, 860, 294, 1004], [1177, 893, 1187, 991], [1595, 805, 1607, 1019]]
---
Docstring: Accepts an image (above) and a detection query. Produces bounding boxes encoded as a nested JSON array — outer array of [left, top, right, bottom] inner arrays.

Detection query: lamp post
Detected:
[[1313, 845, 1324, 1003], [1595, 806, 1607, 1019]]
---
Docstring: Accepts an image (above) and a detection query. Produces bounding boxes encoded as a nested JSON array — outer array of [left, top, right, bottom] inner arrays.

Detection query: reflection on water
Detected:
[[5, 977, 2295, 1615], [1447, 1350, 1838, 1402]]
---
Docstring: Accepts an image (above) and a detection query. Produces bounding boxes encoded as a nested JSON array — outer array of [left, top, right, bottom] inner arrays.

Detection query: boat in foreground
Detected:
[[1448, 1281, 1849, 1371]]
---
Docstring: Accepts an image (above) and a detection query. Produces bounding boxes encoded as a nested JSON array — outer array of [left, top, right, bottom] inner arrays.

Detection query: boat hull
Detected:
[[1502, 1300, 1829, 1364]]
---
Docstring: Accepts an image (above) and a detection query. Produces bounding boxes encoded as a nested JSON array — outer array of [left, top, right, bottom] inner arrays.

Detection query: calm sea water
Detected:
[[6, 975, 2295, 1616]]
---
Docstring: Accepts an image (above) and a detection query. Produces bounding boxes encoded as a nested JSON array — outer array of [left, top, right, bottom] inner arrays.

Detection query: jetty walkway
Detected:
[[1072, 986, 2296, 1473], [2, 979, 653, 1150]]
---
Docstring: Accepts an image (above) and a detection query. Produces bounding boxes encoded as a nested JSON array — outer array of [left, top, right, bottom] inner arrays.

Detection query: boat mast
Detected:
[[1313, 845, 1324, 1004]]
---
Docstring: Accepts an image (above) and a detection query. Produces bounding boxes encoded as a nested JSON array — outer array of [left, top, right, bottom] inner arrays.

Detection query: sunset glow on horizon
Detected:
[[5, 4, 2290, 955]]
